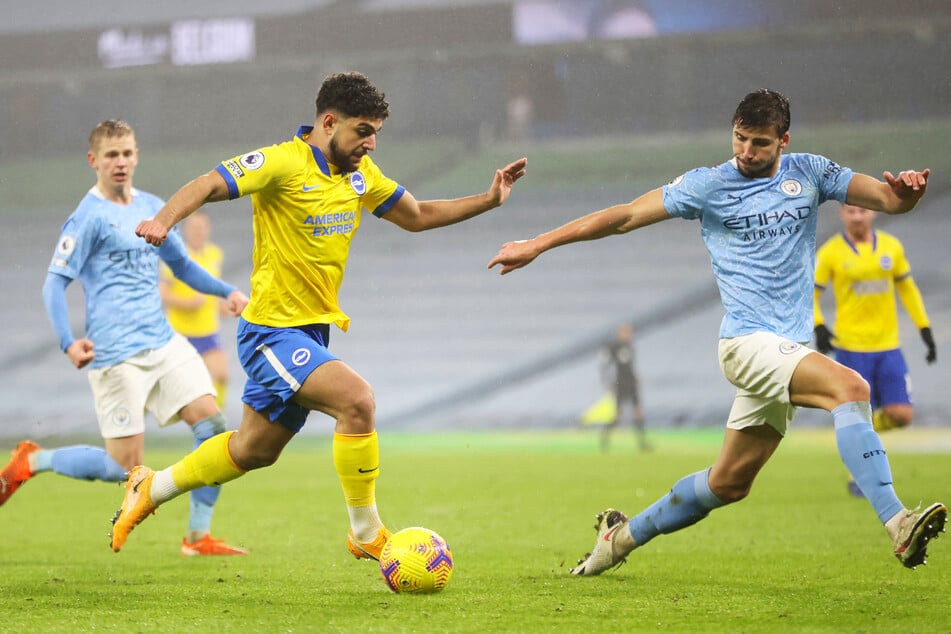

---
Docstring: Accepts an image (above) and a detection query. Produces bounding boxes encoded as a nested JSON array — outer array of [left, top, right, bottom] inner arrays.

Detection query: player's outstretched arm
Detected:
[[137, 171, 231, 246], [384, 157, 527, 232], [845, 169, 929, 215], [487, 187, 669, 275]]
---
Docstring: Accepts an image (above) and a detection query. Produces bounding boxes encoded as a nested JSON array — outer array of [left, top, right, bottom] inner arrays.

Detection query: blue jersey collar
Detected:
[[841, 229, 877, 255], [296, 125, 332, 177]]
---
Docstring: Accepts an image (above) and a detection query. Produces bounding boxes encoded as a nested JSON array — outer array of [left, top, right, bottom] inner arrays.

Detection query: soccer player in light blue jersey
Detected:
[[0, 120, 250, 556], [489, 89, 945, 571]]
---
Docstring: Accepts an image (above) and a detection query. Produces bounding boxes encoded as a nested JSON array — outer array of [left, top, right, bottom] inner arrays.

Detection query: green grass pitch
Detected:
[[0, 428, 948, 633]]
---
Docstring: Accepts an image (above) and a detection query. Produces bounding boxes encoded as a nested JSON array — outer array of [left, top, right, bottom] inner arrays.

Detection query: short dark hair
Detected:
[[89, 119, 135, 152], [315, 72, 390, 121], [732, 89, 790, 136]]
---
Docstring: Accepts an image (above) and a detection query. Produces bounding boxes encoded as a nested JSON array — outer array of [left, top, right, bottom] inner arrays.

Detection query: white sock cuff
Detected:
[[149, 467, 181, 505]]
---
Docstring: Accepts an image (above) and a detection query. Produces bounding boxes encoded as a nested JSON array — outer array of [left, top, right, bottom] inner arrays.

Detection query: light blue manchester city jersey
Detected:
[[663, 153, 853, 342], [48, 187, 189, 368]]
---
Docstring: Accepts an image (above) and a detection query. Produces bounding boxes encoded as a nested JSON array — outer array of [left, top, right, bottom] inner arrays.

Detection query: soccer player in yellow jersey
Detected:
[[110, 72, 527, 565], [815, 203, 937, 496], [160, 212, 231, 409]]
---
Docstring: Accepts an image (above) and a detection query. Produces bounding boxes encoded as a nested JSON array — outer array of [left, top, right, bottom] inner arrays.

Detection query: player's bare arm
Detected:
[[845, 169, 930, 215], [136, 171, 231, 246], [384, 157, 527, 232], [487, 187, 669, 275]]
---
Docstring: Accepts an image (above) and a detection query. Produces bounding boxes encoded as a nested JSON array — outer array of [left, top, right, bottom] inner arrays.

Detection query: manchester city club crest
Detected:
[[779, 341, 801, 355], [780, 179, 802, 196]]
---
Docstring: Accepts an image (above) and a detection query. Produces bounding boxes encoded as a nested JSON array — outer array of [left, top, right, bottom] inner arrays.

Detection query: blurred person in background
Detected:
[[0, 119, 250, 556], [109, 72, 527, 566], [160, 211, 231, 411], [598, 323, 650, 452], [814, 202, 937, 497], [489, 89, 945, 574]]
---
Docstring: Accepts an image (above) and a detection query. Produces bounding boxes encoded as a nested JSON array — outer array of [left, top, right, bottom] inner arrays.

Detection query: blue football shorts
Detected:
[[237, 318, 338, 432], [187, 332, 223, 355], [834, 348, 911, 409]]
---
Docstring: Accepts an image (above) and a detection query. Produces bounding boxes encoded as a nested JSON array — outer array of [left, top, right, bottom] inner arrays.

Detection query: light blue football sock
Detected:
[[628, 468, 727, 546], [188, 415, 226, 533], [832, 402, 903, 523], [33, 445, 126, 482]]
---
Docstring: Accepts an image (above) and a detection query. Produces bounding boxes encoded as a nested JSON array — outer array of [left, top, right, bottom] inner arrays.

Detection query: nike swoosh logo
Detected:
[[302, 184, 318, 192], [602, 525, 621, 542], [358, 466, 379, 473]]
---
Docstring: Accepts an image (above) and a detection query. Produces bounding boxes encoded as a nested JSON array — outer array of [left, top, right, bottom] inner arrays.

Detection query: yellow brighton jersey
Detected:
[[161, 243, 224, 337], [814, 230, 929, 352], [215, 126, 404, 330]]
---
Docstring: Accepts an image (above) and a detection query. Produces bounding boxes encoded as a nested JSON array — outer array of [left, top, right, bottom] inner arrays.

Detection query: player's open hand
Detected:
[[883, 168, 929, 203], [225, 290, 250, 317], [488, 239, 538, 275], [136, 219, 170, 246], [486, 157, 528, 208]]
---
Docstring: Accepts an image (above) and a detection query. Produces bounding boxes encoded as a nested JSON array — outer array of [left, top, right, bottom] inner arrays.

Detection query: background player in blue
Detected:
[[0, 120, 251, 556], [489, 89, 945, 572]]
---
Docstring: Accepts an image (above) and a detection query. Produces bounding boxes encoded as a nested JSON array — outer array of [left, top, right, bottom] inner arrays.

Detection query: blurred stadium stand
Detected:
[[2, 1, 949, 438]]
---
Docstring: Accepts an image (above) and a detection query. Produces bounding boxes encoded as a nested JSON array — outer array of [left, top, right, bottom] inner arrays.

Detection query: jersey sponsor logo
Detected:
[[779, 341, 801, 355], [879, 255, 893, 271], [780, 179, 802, 196], [723, 206, 810, 243], [302, 184, 318, 192], [108, 246, 155, 271], [56, 235, 77, 256], [239, 151, 265, 171], [349, 171, 366, 195], [851, 279, 889, 296], [304, 211, 356, 236], [291, 347, 311, 366], [224, 159, 245, 178]]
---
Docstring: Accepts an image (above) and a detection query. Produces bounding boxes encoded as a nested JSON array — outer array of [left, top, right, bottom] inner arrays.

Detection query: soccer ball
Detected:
[[379, 527, 453, 594]]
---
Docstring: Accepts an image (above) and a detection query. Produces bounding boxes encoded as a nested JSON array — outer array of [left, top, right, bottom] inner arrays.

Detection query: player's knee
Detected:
[[836, 367, 870, 403], [233, 444, 281, 470], [340, 386, 376, 433], [710, 481, 751, 504], [708, 470, 754, 503], [886, 407, 913, 428]]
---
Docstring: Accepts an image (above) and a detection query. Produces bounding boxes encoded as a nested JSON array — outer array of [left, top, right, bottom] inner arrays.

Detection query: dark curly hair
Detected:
[[315, 72, 390, 121], [732, 89, 790, 137]]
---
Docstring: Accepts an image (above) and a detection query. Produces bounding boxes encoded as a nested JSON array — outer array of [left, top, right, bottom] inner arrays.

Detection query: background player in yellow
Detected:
[[160, 211, 231, 410], [814, 202, 937, 496], [110, 72, 527, 565]]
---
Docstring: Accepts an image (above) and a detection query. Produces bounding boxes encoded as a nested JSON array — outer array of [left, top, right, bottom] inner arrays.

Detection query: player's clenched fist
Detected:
[[136, 219, 169, 246]]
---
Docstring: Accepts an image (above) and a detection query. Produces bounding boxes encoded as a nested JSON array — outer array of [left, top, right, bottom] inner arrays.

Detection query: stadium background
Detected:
[[1, 0, 949, 440]]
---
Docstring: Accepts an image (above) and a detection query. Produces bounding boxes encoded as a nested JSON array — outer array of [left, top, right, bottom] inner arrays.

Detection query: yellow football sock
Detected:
[[333, 431, 379, 508], [872, 409, 896, 432], [171, 430, 245, 490], [214, 380, 227, 410]]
